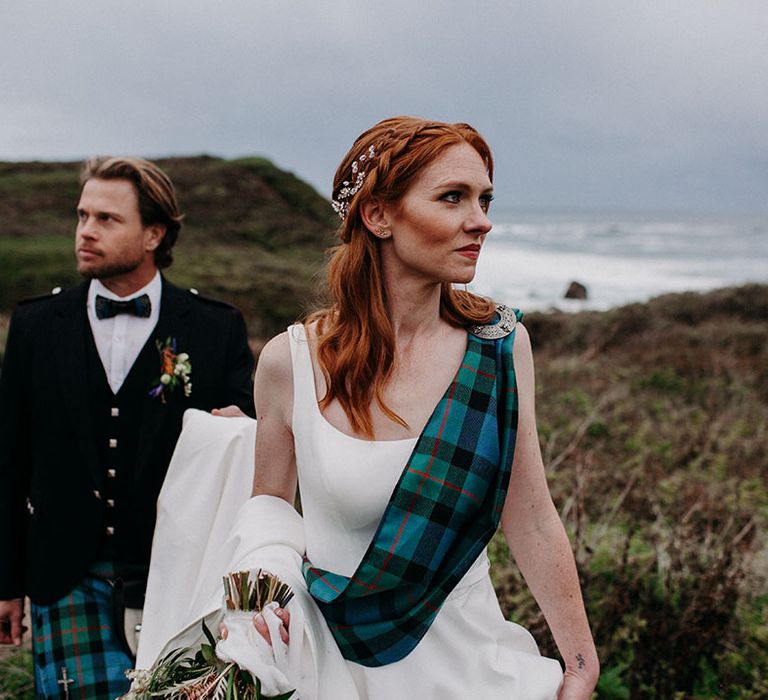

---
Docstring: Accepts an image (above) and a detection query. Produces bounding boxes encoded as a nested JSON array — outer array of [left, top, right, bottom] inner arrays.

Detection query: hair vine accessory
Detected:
[[332, 144, 376, 220]]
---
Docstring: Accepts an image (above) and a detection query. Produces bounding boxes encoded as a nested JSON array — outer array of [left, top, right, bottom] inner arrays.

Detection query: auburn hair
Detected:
[[307, 116, 498, 438], [80, 157, 184, 269]]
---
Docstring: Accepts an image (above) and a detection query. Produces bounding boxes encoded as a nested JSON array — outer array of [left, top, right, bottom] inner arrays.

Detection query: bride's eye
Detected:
[[479, 194, 494, 212], [440, 191, 461, 204]]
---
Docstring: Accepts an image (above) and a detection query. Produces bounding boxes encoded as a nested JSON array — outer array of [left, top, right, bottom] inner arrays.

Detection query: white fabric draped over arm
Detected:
[[136, 409, 359, 700]]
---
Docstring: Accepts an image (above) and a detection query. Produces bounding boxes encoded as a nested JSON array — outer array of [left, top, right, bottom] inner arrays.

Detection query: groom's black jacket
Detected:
[[0, 279, 255, 604]]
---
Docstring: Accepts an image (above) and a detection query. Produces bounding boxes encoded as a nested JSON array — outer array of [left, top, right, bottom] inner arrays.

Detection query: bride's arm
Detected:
[[251, 331, 298, 504], [500, 324, 599, 699], [225, 331, 296, 644]]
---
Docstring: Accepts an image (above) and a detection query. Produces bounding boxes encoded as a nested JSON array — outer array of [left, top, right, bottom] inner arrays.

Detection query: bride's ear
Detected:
[[359, 199, 392, 239]]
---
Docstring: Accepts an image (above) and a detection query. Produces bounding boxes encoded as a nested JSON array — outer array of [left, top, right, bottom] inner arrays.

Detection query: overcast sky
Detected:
[[2, 1, 766, 213]]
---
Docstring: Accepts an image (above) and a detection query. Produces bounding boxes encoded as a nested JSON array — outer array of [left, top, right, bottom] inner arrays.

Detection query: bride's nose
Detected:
[[464, 202, 492, 236]]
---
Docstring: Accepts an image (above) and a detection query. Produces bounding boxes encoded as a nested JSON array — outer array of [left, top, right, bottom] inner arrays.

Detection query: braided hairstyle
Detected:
[[307, 116, 497, 437]]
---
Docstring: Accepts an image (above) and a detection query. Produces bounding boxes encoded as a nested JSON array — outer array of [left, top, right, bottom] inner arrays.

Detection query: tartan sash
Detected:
[[302, 312, 522, 667]]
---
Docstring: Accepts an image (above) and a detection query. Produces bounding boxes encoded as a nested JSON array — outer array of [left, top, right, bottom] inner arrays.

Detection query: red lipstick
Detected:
[[456, 243, 481, 259]]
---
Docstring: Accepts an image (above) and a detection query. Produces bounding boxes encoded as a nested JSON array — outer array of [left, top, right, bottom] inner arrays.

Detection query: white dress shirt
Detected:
[[87, 272, 162, 393]]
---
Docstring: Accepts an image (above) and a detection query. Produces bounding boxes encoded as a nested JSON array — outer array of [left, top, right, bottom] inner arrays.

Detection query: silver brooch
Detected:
[[469, 304, 518, 339]]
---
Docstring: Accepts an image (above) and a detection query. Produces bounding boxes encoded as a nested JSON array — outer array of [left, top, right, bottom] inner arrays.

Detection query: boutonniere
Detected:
[[148, 336, 192, 403]]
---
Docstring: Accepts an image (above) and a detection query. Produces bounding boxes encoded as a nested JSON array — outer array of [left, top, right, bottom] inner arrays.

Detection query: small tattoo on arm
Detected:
[[576, 653, 586, 670]]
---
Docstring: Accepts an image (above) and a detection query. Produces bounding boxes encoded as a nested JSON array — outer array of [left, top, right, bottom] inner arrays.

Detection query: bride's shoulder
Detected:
[[255, 331, 292, 387], [253, 332, 295, 422]]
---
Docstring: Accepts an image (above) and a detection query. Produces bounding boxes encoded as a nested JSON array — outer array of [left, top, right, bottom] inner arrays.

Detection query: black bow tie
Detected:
[[95, 293, 152, 320]]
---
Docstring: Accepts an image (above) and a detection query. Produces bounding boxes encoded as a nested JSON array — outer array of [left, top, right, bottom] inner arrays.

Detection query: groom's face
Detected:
[[75, 178, 164, 280]]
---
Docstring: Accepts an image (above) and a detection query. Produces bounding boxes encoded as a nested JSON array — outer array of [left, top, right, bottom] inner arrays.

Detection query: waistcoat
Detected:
[[85, 327, 157, 571]]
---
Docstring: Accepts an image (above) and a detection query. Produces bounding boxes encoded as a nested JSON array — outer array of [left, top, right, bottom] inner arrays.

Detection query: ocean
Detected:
[[469, 209, 768, 312]]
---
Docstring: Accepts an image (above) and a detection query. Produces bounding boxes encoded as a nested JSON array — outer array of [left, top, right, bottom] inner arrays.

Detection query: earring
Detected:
[[376, 227, 390, 238]]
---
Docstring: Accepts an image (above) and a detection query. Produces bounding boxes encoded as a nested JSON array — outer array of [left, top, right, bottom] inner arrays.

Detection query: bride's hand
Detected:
[[211, 405, 247, 418], [219, 607, 290, 646]]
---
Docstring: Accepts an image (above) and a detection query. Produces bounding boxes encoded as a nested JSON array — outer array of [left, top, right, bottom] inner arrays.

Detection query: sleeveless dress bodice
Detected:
[[289, 323, 418, 576], [287, 324, 563, 699]]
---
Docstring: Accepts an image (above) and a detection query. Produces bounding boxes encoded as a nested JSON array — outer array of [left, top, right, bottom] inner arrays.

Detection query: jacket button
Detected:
[[107, 499, 115, 508], [93, 490, 101, 499], [111, 407, 119, 417], [105, 526, 115, 536], [109, 438, 118, 448], [107, 469, 117, 479]]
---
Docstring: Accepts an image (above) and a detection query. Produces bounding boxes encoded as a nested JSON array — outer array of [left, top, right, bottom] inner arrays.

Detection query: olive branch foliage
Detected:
[[122, 570, 295, 700]]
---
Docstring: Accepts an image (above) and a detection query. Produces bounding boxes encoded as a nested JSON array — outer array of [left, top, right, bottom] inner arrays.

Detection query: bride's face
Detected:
[[380, 142, 493, 286]]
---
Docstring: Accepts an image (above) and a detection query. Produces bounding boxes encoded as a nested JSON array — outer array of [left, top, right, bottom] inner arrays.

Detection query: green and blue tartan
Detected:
[[31, 566, 133, 699], [302, 316, 521, 667]]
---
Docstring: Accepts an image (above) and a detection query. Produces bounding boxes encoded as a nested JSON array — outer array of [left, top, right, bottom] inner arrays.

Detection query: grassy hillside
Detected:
[[0, 157, 765, 697], [0, 156, 336, 339], [494, 284, 768, 698], [3, 284, 765, 698]]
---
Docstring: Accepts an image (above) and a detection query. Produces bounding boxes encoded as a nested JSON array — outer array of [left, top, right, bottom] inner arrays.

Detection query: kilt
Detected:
[[31, 569, 133, 699]]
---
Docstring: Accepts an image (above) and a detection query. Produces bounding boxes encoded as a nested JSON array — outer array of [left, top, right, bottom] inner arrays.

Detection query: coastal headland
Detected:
[[0, 158, 765, 698]]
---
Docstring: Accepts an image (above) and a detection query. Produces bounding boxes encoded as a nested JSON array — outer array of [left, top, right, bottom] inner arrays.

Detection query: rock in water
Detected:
[[564, 281, 588, 300]]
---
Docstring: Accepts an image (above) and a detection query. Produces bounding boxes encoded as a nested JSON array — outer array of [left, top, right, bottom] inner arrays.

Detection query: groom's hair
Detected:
[[79, 157, 184, 269]]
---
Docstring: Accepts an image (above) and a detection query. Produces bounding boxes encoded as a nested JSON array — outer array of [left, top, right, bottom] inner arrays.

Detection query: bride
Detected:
[[245, 116, 598, 699], [139, 116, 599, 699]]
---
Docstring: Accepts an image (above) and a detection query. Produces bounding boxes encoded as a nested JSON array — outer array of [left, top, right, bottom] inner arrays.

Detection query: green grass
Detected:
[[1, 285, 766, 696], [0, 156, 336, 339], [0, 649, 34, 700], [490, 285, 768, 698], [0, 237, 80, 304], [0, 157, 765, 697]]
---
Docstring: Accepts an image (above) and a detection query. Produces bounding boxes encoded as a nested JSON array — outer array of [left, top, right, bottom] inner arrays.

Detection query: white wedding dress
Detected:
[[137, 324, 562, 699]]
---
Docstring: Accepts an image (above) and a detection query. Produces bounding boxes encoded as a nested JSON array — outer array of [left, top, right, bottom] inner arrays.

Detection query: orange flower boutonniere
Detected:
[[148, 337, 192, 403]]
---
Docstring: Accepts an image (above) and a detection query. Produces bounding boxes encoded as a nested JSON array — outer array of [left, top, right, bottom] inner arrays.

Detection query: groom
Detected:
[[0, 157, 256, 698]]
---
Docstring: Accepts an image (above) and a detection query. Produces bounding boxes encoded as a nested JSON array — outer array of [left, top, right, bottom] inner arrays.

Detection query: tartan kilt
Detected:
[[31, 572, 133, 699]]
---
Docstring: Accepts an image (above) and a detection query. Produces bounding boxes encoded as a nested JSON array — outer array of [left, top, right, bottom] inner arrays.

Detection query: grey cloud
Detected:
[[1, 0, 766, 211]]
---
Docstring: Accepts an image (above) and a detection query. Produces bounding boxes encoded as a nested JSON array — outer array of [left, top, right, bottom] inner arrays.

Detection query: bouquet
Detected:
[[122, 570, 296, 700]]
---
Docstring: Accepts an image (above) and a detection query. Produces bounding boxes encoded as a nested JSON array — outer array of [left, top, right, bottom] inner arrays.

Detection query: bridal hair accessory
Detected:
[[331, 144, 376, 220]]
